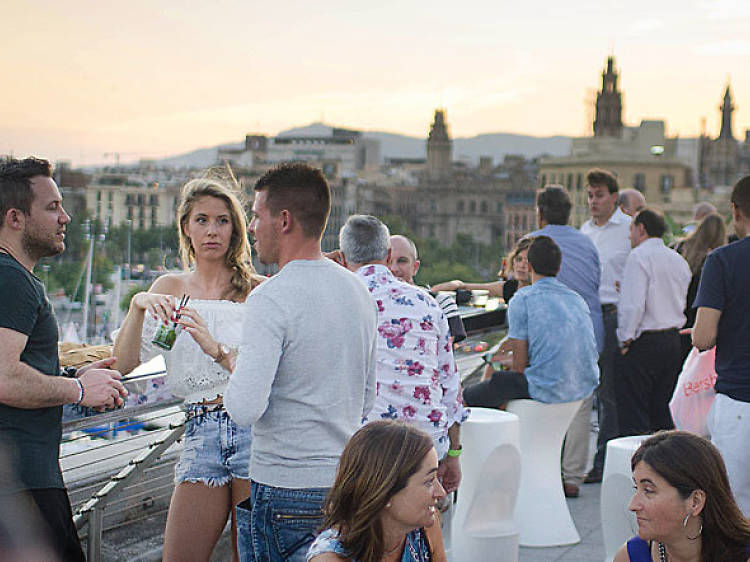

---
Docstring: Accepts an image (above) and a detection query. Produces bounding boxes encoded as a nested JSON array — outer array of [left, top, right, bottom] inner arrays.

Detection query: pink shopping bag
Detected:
[[669, 346, 717, 438]]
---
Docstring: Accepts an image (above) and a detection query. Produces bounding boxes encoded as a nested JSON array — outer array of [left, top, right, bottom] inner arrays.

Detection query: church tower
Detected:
[[718, 85, 735, 140], [593, 56, 623, 137], [426, 109, 452, 180], [703, 84, 739, 187]]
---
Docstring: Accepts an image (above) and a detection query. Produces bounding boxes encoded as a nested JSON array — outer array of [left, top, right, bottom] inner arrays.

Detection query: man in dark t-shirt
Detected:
[[0, 158, 128, 561], [693, 175, 750, 516]]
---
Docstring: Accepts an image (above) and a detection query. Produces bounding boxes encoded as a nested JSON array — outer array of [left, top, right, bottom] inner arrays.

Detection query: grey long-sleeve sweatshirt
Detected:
[[225, 259, 378, 489]]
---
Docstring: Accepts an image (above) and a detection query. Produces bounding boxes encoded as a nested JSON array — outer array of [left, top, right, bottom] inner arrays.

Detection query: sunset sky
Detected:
[[2, 0, 749, 166]]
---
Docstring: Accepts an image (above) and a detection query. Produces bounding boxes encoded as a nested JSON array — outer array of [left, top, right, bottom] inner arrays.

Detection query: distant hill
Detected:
[[154, 122, 573, 169]]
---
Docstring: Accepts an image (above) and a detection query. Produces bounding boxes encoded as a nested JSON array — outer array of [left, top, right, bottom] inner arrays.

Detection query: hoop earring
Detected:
[[684, 514, 703, 540]]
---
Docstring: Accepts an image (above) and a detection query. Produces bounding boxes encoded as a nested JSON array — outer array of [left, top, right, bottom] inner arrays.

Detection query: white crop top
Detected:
[[140, 298, 245, 404]]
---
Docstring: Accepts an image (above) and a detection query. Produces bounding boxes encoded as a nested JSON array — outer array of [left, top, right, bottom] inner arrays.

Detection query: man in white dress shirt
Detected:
[[580, 168, 632, 483], [615, 208, 691, 436]]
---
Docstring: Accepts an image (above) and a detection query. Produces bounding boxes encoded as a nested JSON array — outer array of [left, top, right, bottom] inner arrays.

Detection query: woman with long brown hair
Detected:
[[677, 212, 726, 361], [114, 173, 264, 561], [307, 421, 447, 562], [432, 236, 532, 303], [614, 430, 750, 561]]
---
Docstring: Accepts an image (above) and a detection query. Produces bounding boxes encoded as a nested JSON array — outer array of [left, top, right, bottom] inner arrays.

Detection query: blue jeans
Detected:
[[237, 481, 328, 562]]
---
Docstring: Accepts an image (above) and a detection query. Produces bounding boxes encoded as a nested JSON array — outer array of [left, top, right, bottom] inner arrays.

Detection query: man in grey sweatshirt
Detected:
[[224, 163, 378, 562]]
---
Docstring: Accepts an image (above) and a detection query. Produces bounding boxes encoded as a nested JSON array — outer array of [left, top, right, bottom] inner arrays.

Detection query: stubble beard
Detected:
[[21, 228, 64, 262]]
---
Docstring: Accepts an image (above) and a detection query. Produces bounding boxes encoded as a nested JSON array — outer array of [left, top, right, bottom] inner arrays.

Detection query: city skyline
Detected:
[[2, 0, 749, 167]]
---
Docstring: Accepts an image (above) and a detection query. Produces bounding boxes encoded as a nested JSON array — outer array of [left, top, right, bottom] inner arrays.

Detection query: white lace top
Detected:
[[140, 298, 245, 404]]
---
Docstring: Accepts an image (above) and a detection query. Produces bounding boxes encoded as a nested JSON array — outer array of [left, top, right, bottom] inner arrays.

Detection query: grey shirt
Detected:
[[225, 259, 378, 489]]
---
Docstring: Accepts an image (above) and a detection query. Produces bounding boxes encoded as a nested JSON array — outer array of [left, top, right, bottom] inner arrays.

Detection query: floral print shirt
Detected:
[[356, 265, 468, 458]]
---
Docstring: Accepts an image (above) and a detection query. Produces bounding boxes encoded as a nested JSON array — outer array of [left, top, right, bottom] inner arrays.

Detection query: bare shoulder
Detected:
[[612, 543, 630, 562], [149, 273, 188, 296], [308, 554, 349, 562]]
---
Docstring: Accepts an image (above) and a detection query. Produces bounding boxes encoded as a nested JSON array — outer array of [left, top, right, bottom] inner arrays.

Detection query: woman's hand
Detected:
[[431, 280, 464, 292], [176, 307, 218, 359], [131, 292, 174, 326]]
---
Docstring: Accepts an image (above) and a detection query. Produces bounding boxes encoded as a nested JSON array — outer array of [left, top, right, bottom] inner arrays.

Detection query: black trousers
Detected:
[[463, 370, 531, 408], [8, 488, 86, 562], [615, 329, 682, 436], [592, 304, 620, 473]]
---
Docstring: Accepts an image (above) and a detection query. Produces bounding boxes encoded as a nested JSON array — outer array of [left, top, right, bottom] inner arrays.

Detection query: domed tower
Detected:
[[593, 56, 623, 137], [426, 109, 452, 180]]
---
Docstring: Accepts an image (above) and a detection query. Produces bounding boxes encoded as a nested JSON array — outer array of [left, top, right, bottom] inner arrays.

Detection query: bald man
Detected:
[[618, 188, 646, 217], [389, 234, 466, 343]]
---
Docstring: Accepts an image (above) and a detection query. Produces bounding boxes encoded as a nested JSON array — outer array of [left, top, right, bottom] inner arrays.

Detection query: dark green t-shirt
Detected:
[[0, 253, 64, 492]]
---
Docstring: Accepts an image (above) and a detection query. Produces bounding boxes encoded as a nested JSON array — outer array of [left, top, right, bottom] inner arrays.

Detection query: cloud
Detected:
[[629, 18, 663, 35], [695, 40, 750, 56], [696, 0, 750, 19]]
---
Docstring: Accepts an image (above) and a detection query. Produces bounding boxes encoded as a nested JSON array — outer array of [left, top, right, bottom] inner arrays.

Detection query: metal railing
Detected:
[[61, 399, 185, 561]]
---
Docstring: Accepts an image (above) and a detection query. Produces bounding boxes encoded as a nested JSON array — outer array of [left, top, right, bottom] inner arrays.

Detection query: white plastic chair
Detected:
[[506, 398, 583, 547], [452, 407, 521, 561], [601, 435, 647, 561]]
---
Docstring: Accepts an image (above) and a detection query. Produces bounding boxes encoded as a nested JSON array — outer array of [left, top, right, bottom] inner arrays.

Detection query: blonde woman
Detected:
[[114, 174, 263, 561]]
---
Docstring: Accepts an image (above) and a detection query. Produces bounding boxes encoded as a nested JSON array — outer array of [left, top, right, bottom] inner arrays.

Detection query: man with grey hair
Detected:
[[683, 201, 718, 234], [618, 188, 646, 217], [389, 234, 466, 343], [338, 215, 467, 495]]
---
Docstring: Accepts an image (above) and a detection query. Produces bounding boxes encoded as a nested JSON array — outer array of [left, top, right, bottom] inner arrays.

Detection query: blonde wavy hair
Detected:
[[177, 172, 263, 300]]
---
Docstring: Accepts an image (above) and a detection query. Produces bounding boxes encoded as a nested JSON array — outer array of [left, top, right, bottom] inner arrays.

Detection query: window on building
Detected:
[[660, 174, 674, 194], [567, 173, 573, 189], [457, 200, 464, 213], [150, 194, 158, 206], [497, 202, 503, 214], [108, 192, 113, 203], [522, 215, 527, 230], [96, 191, 102, 203], [480, 201, 488, 214], [431, 200, 437, 212], [541, 174, 547, 187], [576, 173, 582, 191], [469, 201, 476, 213], [634, 173, 646, 192], [127, 207, 134, 220]]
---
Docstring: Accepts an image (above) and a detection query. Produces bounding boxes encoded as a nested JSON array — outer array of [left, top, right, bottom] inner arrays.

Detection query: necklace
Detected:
[[658, 541, 667, 562]]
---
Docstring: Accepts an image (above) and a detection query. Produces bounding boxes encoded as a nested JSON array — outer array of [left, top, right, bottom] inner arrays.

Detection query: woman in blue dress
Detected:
[[307, 421, 447, 562], [614, 430, 750, 562]]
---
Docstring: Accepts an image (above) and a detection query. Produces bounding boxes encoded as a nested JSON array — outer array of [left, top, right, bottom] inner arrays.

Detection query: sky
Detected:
[[2, 0, 750, 167]]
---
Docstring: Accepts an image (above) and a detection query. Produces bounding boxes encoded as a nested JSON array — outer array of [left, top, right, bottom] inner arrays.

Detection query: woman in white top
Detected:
[[114, 174, 264, 561]]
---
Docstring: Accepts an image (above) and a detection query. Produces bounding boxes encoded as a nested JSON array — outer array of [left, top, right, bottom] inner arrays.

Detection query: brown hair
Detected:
[[634, 207, 667, 238], [0, 157, 52, 228], [536, 185, 572, 225], [679, 213, 726, 275], [177, 173, 262, 300], [586, 168, 619, 194], [631, 431, 750, 562], [253, 162, 330, 239], [321, 421, 434, 562], [503, 237, 533, 281], [731, 175, 750, 219]]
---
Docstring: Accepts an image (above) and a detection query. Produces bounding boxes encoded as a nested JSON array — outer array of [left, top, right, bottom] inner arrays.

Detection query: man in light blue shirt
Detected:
[[526, 185, 603, 497], [526, 186, 603, 350], [463, 235, 599, 406]]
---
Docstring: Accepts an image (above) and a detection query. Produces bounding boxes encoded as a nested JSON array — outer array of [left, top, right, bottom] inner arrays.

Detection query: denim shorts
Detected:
[[174, 403, 252, 487]]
